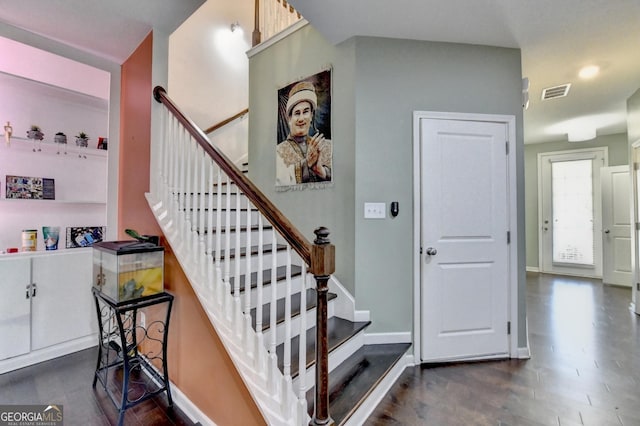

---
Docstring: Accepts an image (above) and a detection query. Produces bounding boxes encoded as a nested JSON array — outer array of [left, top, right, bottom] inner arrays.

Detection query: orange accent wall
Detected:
[[119, 32, 265, 426]]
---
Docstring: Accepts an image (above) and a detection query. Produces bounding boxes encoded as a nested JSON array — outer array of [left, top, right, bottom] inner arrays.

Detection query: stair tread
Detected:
[[276, 317, 371, 378], [199, 224, 273, 234], [307, 343, 411, 425], [228, 265, 303, 292], [251, 289, 337, 331], [213, 243, 286, 260]]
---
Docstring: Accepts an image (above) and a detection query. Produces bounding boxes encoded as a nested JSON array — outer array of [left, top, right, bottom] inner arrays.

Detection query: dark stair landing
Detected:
[[307, 343, 411, 425]]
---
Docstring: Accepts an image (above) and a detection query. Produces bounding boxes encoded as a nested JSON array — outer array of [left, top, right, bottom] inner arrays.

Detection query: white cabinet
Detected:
[[0, 251, 97, 367], [0, 257, 31, 360], [31, 251, 96, 350]]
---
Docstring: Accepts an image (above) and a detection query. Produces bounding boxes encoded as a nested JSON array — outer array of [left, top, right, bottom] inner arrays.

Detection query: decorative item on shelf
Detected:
[[97, 137, 108, 150], [21, 229, 37, 251], [54, 132, 67, 144], [66, 226, 105, 248], [42, 226, 60, 250], [54, 132, 68, 155], [3, 121, 12, 146], [26, 125, 44, 140], [5, 175, 55, 200], [75, 131, 89, 147]]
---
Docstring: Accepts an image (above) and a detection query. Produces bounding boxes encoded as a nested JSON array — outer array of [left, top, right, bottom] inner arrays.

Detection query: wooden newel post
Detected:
[[310, 227, 335, 426]]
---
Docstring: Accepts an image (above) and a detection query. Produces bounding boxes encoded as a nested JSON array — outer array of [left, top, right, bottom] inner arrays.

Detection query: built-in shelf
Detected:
[[0, 199, 106, 205]]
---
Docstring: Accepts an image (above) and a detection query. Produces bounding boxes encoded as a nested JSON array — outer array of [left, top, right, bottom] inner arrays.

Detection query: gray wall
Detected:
[[248, 25, 357, 295], [627, 88, 640, 307], [351, 37, 525, 336], [524, 133, 629, 269], [248, 24, 526, 345]]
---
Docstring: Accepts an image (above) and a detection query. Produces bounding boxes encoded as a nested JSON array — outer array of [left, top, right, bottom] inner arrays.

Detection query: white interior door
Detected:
[[601, 165, 632, 286], [538, 149, 607, 278], [420, 117, 509, 362]]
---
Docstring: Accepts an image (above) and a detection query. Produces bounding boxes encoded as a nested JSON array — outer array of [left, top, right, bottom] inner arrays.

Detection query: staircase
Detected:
[[147, 87, 410, 425]]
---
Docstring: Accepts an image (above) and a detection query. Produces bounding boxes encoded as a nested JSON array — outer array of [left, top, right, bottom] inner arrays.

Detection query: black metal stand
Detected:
[[92, 288, 174, 426]]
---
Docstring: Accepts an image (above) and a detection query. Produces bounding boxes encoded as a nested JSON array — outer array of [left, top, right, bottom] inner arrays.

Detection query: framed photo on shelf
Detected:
[[66, 226, 105, 248], [5, 175, 55, 200]]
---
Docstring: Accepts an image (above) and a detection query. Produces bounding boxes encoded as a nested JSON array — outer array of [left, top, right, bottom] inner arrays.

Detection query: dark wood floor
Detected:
[[367, 272, 640, 425], [0, 347, 194, 426], [2, 272, 638, 425]]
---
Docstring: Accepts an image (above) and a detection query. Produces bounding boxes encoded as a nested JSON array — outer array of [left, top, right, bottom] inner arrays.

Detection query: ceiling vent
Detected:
[[541, 83, 571, 100]]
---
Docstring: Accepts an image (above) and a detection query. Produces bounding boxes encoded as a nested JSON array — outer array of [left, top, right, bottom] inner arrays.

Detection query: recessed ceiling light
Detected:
[[578, 65, 600, 79]]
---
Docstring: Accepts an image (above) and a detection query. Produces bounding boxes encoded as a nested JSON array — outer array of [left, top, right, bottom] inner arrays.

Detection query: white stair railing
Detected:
[[148, 87, 335, 426]]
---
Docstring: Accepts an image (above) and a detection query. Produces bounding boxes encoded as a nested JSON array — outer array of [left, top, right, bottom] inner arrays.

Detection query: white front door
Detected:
[[601, 165, 632, 286], [420, 117, 510, 362], [538, 148, 607, 278]]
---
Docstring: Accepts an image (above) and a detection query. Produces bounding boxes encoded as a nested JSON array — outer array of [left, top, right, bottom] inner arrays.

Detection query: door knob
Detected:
[[426, 247, 437, 256], [604, 229, 610, 234]]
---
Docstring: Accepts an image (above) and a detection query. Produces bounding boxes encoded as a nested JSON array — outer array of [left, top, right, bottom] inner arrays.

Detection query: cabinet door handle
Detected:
[[26, 284, 30, 299], [31, 283, 37, 298]]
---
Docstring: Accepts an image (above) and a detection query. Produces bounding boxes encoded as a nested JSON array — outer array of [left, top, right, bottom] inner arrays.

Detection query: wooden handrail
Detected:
[[155, 85, 333, 425], [154, 86, 311, 263], [204, 108, 249, 135], [204, 109, 249, 135]]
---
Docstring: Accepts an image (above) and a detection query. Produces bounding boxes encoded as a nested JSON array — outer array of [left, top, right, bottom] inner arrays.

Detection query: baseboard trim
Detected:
[[364, 332, 412, 345], [353, 310, 370, 322], [171, 384, 217, 426], [0, 334, 97, 374], [516, 316, 531, 359], [526, 266, 540, 273]]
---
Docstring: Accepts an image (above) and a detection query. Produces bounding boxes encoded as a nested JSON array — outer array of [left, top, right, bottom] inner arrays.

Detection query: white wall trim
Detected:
[[0, 335, 97, 374], [364, 332, 412, 345], [526, 266, 540, 273], [412, 111, 519, 363], [247, 20, 309, 58], [171, 383, 218, 426], [353, 310, 371, 322]]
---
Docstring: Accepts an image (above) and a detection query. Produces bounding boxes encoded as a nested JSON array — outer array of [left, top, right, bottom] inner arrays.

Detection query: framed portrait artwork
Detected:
[[276, 69, 332, 190]]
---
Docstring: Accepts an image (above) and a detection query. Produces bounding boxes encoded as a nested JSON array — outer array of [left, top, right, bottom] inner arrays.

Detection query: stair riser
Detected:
[[219, 250, 290, 279], [182, 192, 245, 207], [260, 300, 335, 347], [204, 228, 276, 250], [243, 274, 306, 308], [293, 329, 366, 393], [183, 209, 262, 228]]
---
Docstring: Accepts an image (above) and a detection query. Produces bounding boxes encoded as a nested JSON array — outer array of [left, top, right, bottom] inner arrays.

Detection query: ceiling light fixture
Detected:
[[567, 127, 596, 142], [578, 65, 600, 79]]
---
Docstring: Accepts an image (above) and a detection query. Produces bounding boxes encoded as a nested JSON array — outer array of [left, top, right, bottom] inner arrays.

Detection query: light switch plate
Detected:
[[364, 202, 386, 219]]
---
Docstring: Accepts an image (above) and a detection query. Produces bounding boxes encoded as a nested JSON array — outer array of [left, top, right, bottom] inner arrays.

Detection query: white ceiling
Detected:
[[1, 0, 639, 144], [289, 0, 640, 144], [0, 0, 204, 64]]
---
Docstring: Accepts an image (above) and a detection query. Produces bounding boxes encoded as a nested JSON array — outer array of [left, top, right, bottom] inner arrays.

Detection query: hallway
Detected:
[[1, 273, 639, 425], [368, 273, 640, 425]]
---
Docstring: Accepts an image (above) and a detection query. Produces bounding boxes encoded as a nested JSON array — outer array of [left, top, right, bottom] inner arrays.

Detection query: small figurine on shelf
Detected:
[[3, 121, 12, 146], [26, 125, 44, 140], [54, 132, 67, 144], [75, 131, 89, 147], [27, 125, 44, 152]]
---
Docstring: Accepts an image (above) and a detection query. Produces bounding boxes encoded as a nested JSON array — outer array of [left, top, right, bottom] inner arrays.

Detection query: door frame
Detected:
[[631, 139, 640, 314], [412, 111, 519, 362], [536, 147, 608, 278]]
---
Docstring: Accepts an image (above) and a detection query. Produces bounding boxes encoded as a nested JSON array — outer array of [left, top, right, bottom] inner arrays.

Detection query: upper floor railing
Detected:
[[253, 0, 303, 46]]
